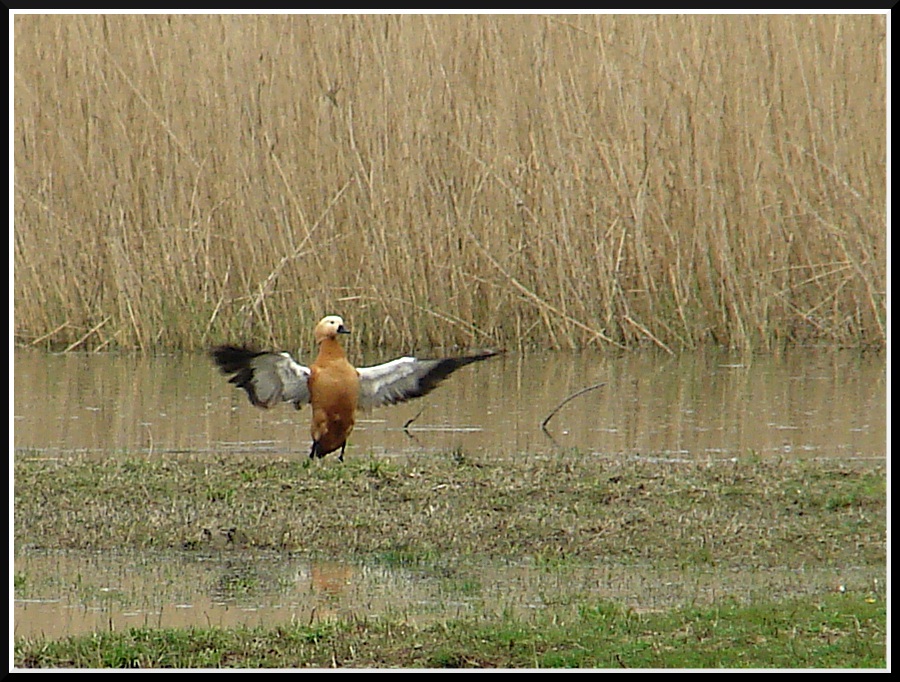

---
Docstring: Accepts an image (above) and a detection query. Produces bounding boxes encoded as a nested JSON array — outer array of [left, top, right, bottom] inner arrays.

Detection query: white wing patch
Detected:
[[253, 352, 312, 407], [211, 346, 311, 409]]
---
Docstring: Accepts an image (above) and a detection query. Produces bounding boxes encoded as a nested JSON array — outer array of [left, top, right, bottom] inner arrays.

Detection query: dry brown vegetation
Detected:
[[13, 14, 886, 353]]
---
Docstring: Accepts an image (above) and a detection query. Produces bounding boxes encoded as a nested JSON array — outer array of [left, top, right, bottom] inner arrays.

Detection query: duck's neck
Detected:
[[315, 338, 347, 364]]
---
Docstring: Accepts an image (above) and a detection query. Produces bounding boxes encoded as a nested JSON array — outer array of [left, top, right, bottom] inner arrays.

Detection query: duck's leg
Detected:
[[338, 442, 347, 463]]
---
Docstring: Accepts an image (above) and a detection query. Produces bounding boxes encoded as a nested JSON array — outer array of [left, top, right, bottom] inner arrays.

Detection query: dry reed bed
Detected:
[[13, 15, 886, 353]]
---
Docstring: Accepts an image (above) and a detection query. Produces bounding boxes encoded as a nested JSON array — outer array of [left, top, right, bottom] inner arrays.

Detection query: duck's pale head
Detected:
[[314, 315, 350, 344]]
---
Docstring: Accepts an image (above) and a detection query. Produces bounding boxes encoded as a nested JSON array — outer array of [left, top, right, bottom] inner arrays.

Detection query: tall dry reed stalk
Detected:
[[13, 14, 886, 353]]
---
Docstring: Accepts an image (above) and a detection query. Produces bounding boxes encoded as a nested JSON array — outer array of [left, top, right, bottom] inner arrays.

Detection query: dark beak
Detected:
[[337, 324, 350, 335]]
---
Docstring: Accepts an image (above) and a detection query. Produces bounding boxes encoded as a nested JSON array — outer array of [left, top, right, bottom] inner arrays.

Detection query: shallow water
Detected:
[[12, 348, 887, 639], [12, 348, 886, 462], [14, 549, 881, 641]]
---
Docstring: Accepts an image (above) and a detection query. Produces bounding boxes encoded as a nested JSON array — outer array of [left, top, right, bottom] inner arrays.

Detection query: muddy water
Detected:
[[14, 549, 880, 641], [13, 348, 887, 639], [12, 348, 886, 462]]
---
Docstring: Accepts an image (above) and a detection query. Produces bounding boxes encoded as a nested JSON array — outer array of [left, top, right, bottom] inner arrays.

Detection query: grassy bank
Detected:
[[14, 452, 886, 568], [13, 15, 886, 353], [14, 593, 886, 668], [13, 452, 887, 668]]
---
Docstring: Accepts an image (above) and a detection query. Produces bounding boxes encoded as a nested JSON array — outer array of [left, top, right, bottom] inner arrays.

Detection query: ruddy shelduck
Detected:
[[212, 315, 500, 461]]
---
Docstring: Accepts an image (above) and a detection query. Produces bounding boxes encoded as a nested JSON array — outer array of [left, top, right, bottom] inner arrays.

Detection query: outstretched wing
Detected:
[[211, 345, 311, 409], [357, 350, 500, 410]]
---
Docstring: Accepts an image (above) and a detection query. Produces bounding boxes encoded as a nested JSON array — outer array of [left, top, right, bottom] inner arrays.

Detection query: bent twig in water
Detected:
[[541, 382, 606, 432], [403, 407, 426, 431]]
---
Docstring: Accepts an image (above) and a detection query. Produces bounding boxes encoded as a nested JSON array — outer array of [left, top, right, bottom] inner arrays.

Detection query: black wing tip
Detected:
[[402, 349, 502, 401], [210, 345, 263, 373], [210, 345, 273, 409], [443, 348, 504, 366], [421, 348, 504, 362]]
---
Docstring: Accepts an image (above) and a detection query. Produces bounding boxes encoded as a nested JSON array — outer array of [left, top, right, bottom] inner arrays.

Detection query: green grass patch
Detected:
[[14, 594, 885, 669]]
